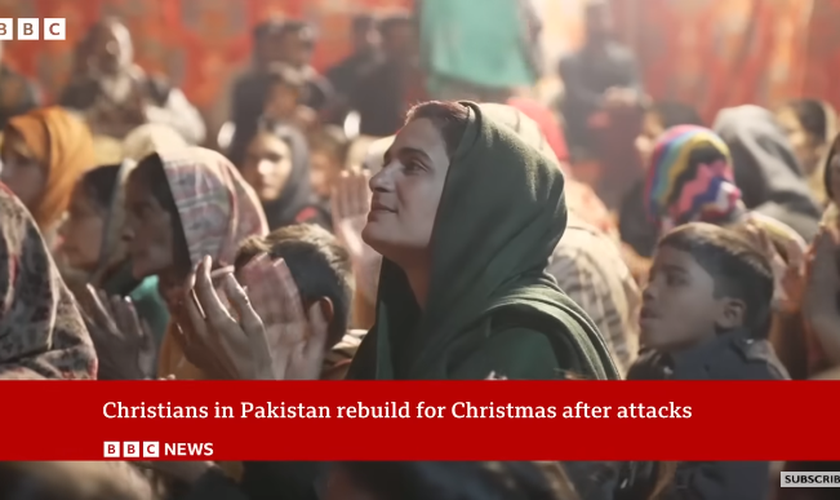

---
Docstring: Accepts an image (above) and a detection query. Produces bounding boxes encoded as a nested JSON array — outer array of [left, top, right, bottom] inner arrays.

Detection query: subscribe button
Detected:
[[103, 441, 214, 459]]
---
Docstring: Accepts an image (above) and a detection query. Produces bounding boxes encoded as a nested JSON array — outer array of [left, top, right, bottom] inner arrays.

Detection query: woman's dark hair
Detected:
[[405, 101, 470, 157], [786, 99, 829, 143], [80, 164, 121, 211], [337, 461, 579, 500], [130, 153, 192, 275]]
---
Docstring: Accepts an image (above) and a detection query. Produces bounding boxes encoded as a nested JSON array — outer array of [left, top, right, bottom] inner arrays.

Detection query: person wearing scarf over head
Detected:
[[347, 100, 618, 381], [713, 105, 821, 241], [175, 100, 619, 500], [57, 160, 170, 362], [0, 183, 97, 379], [118, 147, 267, 381], [239, 123, 331, 231], [0, 107, 96, 249]]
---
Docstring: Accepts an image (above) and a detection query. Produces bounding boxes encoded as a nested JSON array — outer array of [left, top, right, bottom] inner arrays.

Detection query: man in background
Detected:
[[59, 18, 205, 144], [558, 0, 642, 157], [326, 14, 381, 102]]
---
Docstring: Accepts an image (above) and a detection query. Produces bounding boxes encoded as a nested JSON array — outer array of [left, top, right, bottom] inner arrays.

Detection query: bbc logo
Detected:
[[103, 441, 159, 458], [0, 18, 66, 41]]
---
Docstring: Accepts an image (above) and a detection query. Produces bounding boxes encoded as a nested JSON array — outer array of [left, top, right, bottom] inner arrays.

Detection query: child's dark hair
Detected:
[[336, 461, 579, 500], [80, 164, 121, 211], [405, 101, 470, 157], [129, 153, 192, 274], [658, 223, 774, 337], [234, 224, 352, 348]]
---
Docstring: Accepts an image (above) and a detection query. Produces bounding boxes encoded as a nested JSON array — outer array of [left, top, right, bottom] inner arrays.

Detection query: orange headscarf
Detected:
[[6, 107, 95, 231]]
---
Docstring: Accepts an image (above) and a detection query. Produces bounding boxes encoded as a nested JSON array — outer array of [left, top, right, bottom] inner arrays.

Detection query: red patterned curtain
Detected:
[[612, 0, 813, 122]]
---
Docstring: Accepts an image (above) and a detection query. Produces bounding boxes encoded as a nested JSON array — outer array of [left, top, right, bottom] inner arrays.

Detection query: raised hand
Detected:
[[79, 285, 156, 380], [178, 255, 329, 380], [331, 169, 381, 303], [742, 221, 805, 313], [803, 226, 840, 321]]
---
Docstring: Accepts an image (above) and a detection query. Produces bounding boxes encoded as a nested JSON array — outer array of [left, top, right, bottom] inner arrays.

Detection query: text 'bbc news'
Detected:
[[103, 441, 213, 459], [102, 400, 693, 420]]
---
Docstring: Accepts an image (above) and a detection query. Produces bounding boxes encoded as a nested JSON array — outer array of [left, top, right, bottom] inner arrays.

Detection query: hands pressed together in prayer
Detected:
[[741, 221, 806, 314], [172, 255, 330, 381]]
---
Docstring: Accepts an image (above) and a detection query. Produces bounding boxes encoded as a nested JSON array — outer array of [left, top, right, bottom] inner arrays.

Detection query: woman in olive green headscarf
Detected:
[[347, 100, 617, 380]]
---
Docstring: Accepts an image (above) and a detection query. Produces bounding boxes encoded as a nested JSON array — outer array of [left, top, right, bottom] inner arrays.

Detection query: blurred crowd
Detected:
[[0, 0, 836, 499]]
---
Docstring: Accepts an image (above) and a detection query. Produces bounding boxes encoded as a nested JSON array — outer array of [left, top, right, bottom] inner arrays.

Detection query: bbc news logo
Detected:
[[103, 441, 214, 459], [0, 18, 66, 41]]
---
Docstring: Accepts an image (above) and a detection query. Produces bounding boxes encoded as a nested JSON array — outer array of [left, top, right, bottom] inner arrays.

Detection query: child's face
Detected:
[[310, 150, 342, 199], [640, 245, 733, 350]]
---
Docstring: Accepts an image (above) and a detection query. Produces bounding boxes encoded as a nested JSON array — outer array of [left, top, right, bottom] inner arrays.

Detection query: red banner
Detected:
[[0, 381, 829, 461]]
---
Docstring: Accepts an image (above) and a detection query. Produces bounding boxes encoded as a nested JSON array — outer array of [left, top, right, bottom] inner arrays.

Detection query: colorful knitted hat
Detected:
[[644, 125, 742, 231]]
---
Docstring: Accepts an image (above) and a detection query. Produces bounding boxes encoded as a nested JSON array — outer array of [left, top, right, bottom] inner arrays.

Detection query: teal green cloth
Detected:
[[127, 275, 169, 348], [420, 0, 537, 91], [347, 102, 619, 381], [102, 262, 170, 352]]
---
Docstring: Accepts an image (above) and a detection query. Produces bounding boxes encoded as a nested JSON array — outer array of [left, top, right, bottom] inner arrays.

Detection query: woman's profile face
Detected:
[[361, 117, 449, 260], [241, 133, 293, 202], [123, 170, 176, 279], [0, 129, 46, 209], [57, 183, 105, 270]]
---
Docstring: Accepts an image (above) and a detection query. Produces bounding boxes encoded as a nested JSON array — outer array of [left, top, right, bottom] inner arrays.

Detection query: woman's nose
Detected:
[[369, 166, 393, 193]]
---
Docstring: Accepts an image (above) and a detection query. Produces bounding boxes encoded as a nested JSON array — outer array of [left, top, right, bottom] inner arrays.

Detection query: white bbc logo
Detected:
[[103, 441, 159, 459], [0, 18, 66, 41]]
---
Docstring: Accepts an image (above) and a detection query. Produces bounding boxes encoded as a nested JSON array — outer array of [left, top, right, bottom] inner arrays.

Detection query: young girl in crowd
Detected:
[[239, 124, 330, 230]]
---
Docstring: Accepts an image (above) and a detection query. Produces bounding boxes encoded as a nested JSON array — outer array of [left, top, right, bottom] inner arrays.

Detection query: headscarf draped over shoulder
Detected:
[[5, 107, 96, 231], [0, 183, 97, 379], [347, 102, 618, 381]]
